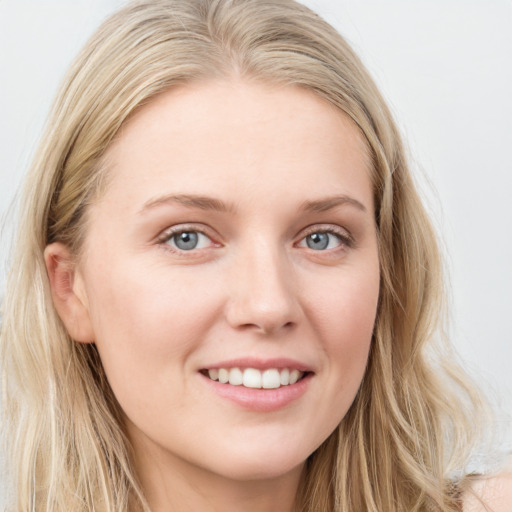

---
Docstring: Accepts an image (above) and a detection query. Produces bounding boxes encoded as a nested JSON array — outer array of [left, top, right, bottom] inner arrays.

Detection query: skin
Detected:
[[45, 80, 381, 512], [463, 471, 512, 512]]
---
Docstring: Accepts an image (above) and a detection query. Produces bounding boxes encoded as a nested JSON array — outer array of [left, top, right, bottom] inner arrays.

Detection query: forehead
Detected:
[[97, 79, 373, 216]]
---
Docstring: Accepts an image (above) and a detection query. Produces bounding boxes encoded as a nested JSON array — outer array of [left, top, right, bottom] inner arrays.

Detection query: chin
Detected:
[[216, 459, 305, 483], [202, 440, 311, 482]]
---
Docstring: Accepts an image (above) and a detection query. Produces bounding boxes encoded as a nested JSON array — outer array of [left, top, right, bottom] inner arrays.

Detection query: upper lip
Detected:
[[200, 357, 314, 373]]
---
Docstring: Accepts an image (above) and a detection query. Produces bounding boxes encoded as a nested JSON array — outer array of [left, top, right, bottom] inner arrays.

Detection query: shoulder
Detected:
[[462, 472, 512, 512]]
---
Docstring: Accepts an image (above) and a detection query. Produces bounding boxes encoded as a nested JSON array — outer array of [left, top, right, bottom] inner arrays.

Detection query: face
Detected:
[[62, 81, 379, 483]]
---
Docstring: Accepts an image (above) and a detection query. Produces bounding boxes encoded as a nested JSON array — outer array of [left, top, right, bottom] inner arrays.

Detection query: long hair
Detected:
[[1, 1, 487, 510]]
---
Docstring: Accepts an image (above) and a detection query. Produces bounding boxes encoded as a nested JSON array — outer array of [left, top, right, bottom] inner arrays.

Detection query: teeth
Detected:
[[206, 367, 305, 389], [262, 369, 281, 389], [243, 368, 262, 388], [228, 367, 243, 386], [289, 369, 301, 385]]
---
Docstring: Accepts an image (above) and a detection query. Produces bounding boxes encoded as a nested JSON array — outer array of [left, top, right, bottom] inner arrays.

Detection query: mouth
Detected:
[[200, 367, 309, 389]]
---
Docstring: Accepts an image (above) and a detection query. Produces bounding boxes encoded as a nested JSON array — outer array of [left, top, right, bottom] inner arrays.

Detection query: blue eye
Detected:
[[167, 231, 212, 251], [299, 231, 344, 251]]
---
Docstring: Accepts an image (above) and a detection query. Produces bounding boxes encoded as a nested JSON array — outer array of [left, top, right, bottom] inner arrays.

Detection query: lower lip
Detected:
[[200, 373, 312, 412]]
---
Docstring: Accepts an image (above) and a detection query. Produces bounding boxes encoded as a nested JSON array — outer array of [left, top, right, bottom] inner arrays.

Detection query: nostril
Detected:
[[232, 319, 296, 335]]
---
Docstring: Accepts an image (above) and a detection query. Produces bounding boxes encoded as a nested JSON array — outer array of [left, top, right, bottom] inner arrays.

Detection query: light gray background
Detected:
[[1, 0, 511, 496]]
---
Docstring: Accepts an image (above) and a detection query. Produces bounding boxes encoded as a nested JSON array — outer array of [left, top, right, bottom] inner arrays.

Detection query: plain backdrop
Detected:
[[1, 0, 511, 497]]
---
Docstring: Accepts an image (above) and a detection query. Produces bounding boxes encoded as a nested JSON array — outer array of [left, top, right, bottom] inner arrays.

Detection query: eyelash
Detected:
[[155, 224, 353, 255], [156, 225, 218, 255], [296, 225, 354, 251]]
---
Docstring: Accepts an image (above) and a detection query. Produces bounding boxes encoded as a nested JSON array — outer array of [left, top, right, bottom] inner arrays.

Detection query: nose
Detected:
[[225, 242, 301, 335]]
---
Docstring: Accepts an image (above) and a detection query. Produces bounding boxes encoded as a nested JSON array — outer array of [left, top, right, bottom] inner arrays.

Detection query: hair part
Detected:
[[1, 1, 489, 510]]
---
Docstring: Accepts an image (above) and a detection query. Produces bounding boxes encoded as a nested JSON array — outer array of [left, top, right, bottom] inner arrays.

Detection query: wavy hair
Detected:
[[1, 0, 487, 510]]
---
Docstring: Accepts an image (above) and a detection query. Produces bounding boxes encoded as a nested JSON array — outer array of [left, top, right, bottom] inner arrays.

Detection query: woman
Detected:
[[1, 0, 509, 510]]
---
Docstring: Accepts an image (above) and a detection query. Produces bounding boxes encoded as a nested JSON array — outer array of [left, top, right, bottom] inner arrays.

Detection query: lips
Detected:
[[199, 357, 313, 401], [205, 367, 305, 389], [200, 360, 313, 412]]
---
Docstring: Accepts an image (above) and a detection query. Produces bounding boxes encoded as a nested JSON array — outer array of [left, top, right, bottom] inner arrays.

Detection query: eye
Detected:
[[297, 229, 350, 251], [165, 230, 213, 251]]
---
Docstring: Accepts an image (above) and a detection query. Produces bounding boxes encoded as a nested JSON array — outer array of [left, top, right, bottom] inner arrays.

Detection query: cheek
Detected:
[[83, 262, 222, 399], [88, 258, 214, 337], [309, 263, 379, 383], [311, 260, 379, 335], [294, 264, 378, 447]]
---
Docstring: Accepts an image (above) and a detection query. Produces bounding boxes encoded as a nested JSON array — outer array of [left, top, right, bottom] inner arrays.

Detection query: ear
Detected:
[[44, 242, 95, 343]]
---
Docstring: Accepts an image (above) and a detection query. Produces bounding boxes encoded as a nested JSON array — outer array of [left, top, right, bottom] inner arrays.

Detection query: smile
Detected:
[[204, 367, 306, 389]]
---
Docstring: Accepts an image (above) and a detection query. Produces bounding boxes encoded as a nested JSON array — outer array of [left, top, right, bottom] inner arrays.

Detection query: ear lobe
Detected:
[[44, 242, 95, 343]]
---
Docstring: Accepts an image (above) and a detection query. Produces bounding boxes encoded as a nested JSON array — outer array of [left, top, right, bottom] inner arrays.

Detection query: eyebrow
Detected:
[[301, 195, 368, 213], [139, 193, 367, 215], [139, 194, 236, 215]]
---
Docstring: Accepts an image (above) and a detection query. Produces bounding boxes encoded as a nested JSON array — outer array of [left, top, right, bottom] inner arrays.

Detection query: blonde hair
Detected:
[[1, 0, 488, 510]]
